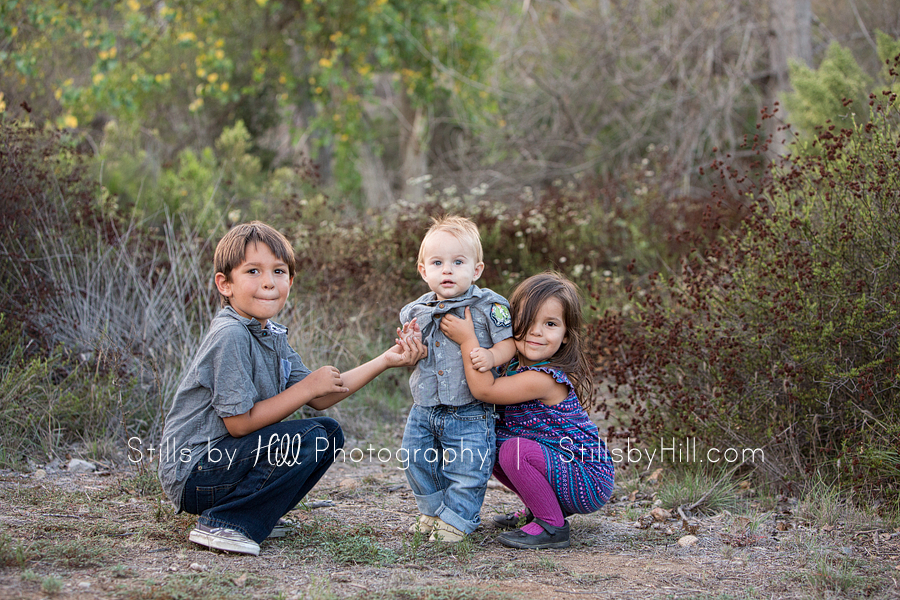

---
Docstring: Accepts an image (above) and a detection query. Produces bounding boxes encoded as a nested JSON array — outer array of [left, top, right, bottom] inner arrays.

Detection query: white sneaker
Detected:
[[268, 518, 290, 538], [189, 523, 260, 555]]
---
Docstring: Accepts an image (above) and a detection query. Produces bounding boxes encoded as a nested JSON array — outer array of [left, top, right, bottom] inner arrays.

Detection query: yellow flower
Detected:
[[188, 98, 204, 112], [93, 73, 105, 84], [0, 92, 6, 112], [196, 68, 206, 78], [177, 31, 197, 42], [99, 50, 109, 60], [255, 0, 268, 5], [357, 64, 371, 76], [108, 46, 117, 59], [127, 0, 140, 11], [278, 74, 287, 84], [63, 114, 78, 128], [215, 49, 225, 60], [55, 88, 63, 100], [207, 73, 218, 83], [220, 82, 229, 92], [318, 58, 332, 68]]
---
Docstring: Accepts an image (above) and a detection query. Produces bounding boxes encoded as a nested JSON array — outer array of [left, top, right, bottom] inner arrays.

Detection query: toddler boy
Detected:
[[400, 215, 515, 542]]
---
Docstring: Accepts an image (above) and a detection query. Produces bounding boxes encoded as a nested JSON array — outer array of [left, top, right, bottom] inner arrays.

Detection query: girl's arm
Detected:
[[440, 308, 566, 406]]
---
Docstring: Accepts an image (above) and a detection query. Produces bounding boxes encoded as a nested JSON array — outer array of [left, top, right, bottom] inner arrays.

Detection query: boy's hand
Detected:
[[386, 331, 427, 367], [469, 347, 496, 373], [439, 307, 477, 344], [307, 366, 349, 396]]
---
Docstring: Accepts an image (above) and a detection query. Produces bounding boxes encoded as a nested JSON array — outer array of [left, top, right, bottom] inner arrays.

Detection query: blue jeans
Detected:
[[181, 417, 343, 544], [400, 402, 496, 534]]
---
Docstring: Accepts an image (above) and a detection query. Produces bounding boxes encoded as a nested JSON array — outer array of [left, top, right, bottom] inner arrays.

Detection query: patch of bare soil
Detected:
[[0, 458, 898, 600]]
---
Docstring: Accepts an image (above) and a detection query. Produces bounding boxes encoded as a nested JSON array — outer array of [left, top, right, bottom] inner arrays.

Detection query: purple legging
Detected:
[[493, 437, 564, 534]]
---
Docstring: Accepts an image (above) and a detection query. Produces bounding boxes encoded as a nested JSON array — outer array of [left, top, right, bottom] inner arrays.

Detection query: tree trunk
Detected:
[[767, 0, 812, 153], [398, 89, 429, 203]]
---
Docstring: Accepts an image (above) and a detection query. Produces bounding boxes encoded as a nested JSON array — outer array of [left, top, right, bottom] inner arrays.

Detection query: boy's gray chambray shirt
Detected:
[[400, 284, 512, 407], [157, 306, 311, 512]]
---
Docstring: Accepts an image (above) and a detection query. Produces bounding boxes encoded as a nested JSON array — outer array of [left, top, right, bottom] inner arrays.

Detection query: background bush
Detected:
[[593, 85, 900, 505]]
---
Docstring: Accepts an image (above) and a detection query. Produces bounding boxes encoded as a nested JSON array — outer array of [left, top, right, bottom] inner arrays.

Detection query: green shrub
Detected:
[[597, 76, 900, 505]]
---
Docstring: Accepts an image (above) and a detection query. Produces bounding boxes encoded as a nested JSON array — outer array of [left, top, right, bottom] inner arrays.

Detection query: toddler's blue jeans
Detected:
[[181, 417, 343, 544], [400, 402, 495, 534]]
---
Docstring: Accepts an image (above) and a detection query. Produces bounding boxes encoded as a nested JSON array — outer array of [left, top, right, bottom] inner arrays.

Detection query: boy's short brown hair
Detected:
[[214, 221, 296, 306], [417, 215, 483, 266]]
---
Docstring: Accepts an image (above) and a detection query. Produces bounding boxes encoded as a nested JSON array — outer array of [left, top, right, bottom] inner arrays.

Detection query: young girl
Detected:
[[440, 271, 614, 549]]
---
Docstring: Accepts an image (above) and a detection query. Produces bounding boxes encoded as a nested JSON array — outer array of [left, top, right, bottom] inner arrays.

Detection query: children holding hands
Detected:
[[440, 271, 615, 549], [160, 217, 609, 557], [158, 221, 426, 556]]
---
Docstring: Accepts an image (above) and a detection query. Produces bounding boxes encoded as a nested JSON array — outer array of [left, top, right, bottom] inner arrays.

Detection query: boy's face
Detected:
[[418, 230, 484, 301], [215, 242, 292, 328]]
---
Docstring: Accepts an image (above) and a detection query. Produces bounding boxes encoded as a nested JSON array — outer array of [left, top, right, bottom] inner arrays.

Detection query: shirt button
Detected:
[[438, 370, 444, 375], [439, 303, 445, 309], [435, 341, 441, 347]]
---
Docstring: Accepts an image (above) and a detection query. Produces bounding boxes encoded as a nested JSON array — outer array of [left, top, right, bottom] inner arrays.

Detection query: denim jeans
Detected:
[[181, 417, 344, 544], [400, 402, 496, 533]]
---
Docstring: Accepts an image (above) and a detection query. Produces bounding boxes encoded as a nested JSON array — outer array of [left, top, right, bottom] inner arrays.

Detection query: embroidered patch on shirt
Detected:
[[490, 303, 511, 328]]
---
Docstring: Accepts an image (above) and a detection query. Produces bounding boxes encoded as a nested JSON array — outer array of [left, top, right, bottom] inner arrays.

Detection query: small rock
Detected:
[[650, 507, 671, 522], [677, 535, 699, 547], [634, 515, 654, 529], [330, 571, 351, 582], [233, 573, 249, 587], [67, 458, 96, 474], [190, 562, 206, 572], [33, 469, 47, 480], [77, 582, 91, 590], [339, 478, 358, 489]]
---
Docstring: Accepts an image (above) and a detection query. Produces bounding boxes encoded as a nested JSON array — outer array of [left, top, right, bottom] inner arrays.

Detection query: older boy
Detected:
[[159, 221, 425, 556], [400, 215, 515, 542]]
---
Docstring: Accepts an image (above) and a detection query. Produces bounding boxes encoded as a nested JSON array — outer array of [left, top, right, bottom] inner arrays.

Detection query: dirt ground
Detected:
[[1, 456, 899, 600]]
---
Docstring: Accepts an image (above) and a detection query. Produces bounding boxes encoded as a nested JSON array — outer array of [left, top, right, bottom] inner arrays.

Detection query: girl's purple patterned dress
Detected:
[[496, 363, 614, 514]]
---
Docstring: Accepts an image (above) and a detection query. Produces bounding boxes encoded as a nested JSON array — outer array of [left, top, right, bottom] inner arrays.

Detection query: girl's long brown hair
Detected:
[[508, 271, 594, 408]]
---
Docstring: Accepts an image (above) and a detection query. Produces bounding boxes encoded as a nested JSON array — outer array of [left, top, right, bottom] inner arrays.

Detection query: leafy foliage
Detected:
[[783, 32, 900, 142], [596, 69, 900, 502]]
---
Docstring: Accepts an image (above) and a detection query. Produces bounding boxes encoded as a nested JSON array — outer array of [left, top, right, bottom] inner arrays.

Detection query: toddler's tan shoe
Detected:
[[408, 514, 437, 535], [428, 518, 467, 543]]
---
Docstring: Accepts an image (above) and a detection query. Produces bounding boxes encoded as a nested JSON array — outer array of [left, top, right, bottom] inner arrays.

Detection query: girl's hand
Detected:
[[439, 307, 477, 344]]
